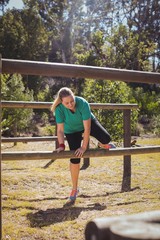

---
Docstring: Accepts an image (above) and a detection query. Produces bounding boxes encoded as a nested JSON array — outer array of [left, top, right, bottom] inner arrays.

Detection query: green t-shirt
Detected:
[[55, 96, 95, 134]]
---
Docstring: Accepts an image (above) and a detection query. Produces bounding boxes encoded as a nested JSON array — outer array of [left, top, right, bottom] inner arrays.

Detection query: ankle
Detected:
[[71, 189, 78, 194]]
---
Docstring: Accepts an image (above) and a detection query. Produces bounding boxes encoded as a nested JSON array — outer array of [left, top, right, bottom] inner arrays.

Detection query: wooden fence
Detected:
[[1, 58, 160, 240], [2, 146, 160, 161], [1, 101, 138, 179]]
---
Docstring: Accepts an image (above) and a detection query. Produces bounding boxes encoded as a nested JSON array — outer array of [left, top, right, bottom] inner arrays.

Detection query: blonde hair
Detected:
[[51, 87, 74, 112]]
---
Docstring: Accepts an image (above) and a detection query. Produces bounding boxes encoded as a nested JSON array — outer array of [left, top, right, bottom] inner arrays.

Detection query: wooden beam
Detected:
[[2, 146, 160, 161], [1, 136, 59, 143], [2, 59, 160, 84], [0, 54, 2, 240], [1, 101, 139, 110]]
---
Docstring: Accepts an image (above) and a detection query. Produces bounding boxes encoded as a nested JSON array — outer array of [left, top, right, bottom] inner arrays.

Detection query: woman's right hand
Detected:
[[56, 146, 65, 153]]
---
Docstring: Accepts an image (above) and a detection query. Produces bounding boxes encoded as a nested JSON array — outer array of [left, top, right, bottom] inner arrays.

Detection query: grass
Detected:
[[1, 137, 160, 240]]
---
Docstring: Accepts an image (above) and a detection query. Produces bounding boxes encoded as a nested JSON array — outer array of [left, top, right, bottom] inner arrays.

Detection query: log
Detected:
[[1, 101, 139, 110], [2, 59, 160, 84], [110, 220, 160, 240], [2, 146, 160, 161], [85, 210, 160, 240]]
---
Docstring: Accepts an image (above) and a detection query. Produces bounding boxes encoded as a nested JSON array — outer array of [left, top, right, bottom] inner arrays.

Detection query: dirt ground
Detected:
[[1, 138, 160, 240]]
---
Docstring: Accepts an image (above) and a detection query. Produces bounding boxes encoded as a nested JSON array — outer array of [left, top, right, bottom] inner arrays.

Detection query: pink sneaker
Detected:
[[105, 143, 116, 149], [64, 189, 79, 207], [98, 143, 116, 149], [69, 189, 79, 201]]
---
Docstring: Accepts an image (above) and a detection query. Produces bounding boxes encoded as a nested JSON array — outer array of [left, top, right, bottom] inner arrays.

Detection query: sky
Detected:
[[5, 0, 24, 10]]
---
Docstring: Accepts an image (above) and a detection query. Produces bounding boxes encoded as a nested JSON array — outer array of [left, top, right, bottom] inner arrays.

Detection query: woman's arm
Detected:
[[56, 123, 65, 152], [75, 118, 91, 157], [82, 118, 91, 150]]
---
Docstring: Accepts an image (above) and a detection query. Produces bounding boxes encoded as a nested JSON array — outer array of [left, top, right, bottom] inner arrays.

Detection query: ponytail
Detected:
[[50, 96, 61, 113]]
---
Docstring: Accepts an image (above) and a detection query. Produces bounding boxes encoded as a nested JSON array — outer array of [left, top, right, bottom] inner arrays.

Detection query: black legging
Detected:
[[65, 118, 111, 164]]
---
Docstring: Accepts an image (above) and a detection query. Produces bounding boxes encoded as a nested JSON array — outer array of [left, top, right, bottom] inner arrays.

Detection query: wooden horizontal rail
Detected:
[[2, 59, 160, 84], [1, 101, 138, 110], [2, 146, 160, 161], [1, 136, 59, 143]]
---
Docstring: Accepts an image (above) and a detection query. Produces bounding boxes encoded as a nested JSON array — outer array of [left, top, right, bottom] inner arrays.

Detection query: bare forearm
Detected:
[[82, 135, 89, 150], [81, 119, 91, 150], [56, 125, 65, 152], [57, 123, 65, 145], [75, 119, 91, 157], [57, 130, 65, 144], [82, 128, 90, 150]]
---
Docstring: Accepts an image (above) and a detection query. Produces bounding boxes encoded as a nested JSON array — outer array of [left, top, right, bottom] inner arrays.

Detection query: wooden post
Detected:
[[55, 124, 58, 149], [0, 54, 2, 239], [81, 141, 90, 170], [122, 109, 131, 192], [82, 157, 90, 169], [44, 124, 58, 168]]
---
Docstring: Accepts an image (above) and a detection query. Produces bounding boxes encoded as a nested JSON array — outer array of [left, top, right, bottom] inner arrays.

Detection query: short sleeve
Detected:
[[55, 105, 65, 123], [81, 100, 91, 120]]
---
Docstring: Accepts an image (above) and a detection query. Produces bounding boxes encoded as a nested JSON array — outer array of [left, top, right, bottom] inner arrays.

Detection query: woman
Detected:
[[51, 87, 115, 204]]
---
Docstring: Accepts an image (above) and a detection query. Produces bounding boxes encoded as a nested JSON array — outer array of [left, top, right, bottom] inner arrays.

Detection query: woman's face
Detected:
[[62, 95, 75, 110]]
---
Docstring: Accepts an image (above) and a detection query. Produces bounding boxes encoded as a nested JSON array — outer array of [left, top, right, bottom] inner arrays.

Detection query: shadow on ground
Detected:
[[27, 203, 106, 227]]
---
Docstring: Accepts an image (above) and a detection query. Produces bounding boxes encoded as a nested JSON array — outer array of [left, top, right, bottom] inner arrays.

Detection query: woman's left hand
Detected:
[[75, 147, 86, 157]]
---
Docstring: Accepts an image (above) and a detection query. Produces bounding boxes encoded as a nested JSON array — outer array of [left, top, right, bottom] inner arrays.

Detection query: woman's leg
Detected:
[[90, 118, 115, 148], [70, 162, 80, 190], [65, 131, 83, 196]]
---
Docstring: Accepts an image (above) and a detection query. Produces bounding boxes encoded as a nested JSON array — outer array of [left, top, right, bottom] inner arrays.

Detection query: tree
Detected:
[[0, 8, 50, 60], [0, 0, 9, 14], [0, 8, 50, 98], [74, 25, 156, 71], [82, 79, 138, 141], [23, 0, 80, 63], [120, 0, 160, 72], [1, 74, 34, 136]]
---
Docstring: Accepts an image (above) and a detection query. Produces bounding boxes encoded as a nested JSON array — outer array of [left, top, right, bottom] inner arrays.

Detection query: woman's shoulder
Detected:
[[55, 103, 63, 112], [76, 96, 88, 104], [76, 96, 90, 113]]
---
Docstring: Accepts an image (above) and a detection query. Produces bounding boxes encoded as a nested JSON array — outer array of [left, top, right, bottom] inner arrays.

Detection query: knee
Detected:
[[70, 158, 80, 164]]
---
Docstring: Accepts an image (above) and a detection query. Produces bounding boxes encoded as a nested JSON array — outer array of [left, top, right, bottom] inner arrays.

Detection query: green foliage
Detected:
[[43, 125, 56, 136], [131, 87, 160, 117], [73, 26, 159, 137], [82, 79, 138, 141], [151, 115, 160, 136], [73, 44, 91, 65], [37, 84, 50, 101], [1, 74, 34, 136], [73, 26, 156, 71], [103, 25, 156, 71], [1, 119, 9, 133], [0, 8, 50, 60]]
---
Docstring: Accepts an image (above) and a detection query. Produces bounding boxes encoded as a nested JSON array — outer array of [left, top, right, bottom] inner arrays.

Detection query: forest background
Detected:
[[1, 0, 160, 141]]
